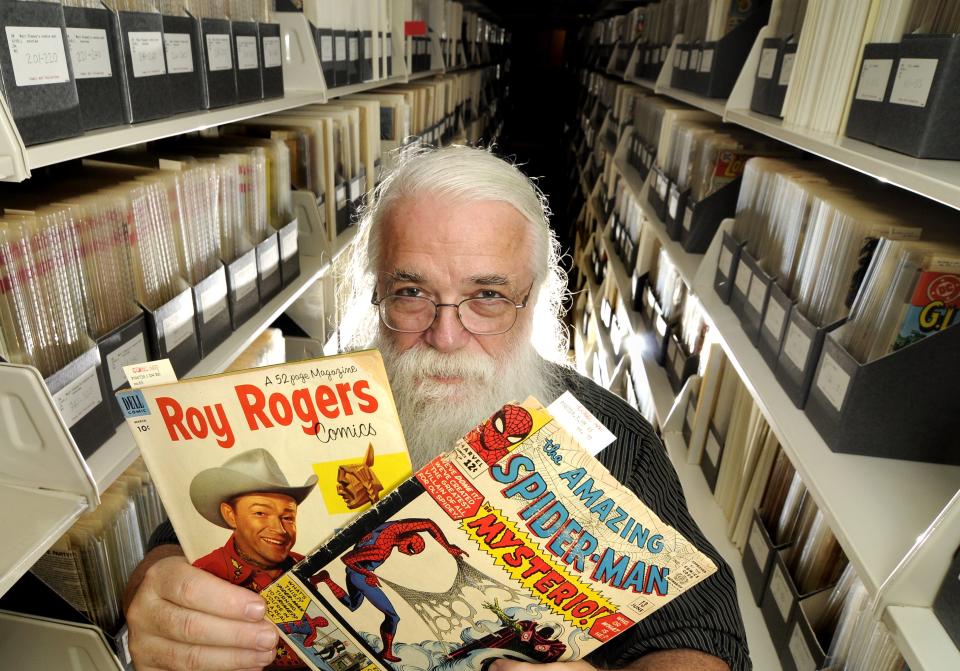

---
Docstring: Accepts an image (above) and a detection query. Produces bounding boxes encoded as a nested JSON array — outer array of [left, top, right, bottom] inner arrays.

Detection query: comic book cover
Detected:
[[115, 349, 412, 566], [892, 260, 960, 351], [260, 394, 718, 671]]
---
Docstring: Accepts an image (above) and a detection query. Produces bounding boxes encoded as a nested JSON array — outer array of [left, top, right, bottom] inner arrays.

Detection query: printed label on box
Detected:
[[260, 243, 280, 279], [236, 35, 258, 70], [348, 36, 358, 60], [65, 27, 111, 80], [779, 52, 795, 86], [335, 35, 346, 61], [206, 33, 232, 71], [364, 36, 372, 57], [673, 47, 681, 67], [5, 26, 70, 87], [200, 276, 228, 325], [680, 49, 689, 71], [735, 261, 752, 295], [700, 48, 714, 73], [123, 359, 177, 388], [547, 391, 617, 456], [668, 186, 679, 219], [705, 430, 721, 466], [890, 58, 938, 107], [107, 332, 148, 391], [233, 259, 258, 301], [162, 306, 194, 352], [320, 35, 333, 62], [336, 183, 346, 206], [770, 565, 792, 622], [789, 623, 816, 671], [758, 47, 777, 79], [718, 246, 733, 278], [748, 275, 767, 312], [53, 364, 102, 428], [164, 33, 194, 74], [129, 31, 166, 77], [683, 206, 693, 232], [748, 522, 769, 570], [815, 352, 851, 412], [691, 49, 701, 72], [855, 58, 893, 102], [263, 36, 281, 68], [349, 176, 362, 201], [656, 173, 668, 199], [281, 223, 298, 261], [764, 297, 786, 340], [386, 36, 392, 56], [783, 321, 811, 371]]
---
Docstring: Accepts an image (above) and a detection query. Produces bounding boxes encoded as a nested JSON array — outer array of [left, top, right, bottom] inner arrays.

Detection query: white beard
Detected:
[[373, 334, 565, 469]]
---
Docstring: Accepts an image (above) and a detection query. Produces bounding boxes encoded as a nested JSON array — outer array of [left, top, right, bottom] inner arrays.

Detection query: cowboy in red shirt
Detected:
[[190, 449, 318, 669]]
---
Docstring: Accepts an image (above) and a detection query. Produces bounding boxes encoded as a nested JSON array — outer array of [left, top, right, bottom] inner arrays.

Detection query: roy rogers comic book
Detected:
[[115, 348, 413, 571], [260, 394, 718, 671]]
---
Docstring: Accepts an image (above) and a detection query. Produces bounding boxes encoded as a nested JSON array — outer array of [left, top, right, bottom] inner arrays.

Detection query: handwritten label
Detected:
[[236, 35, 258, 70], [700, 48, 714, 73], [164, 33, 194, 74], [779, 52, 795, 86], [748, 522, 769, 570], [734, 261, 752, 295], [263, 36, 281, 68], [5, 26, 70, 86], [705, 430, 721, 466], [758, 47, 777, 79], [348, 36, 358, 61], [668, 186, 679, 219], [748, 275, 767, 312], [548, 391, 617, 456], [233, 258, 258, 301], [320, 35, 333, 62], [281, 223, 299, 261], [123, 359, 177, 388], [200, 275, 228, 325], [260, 243, 280, 279], [770, 565, 793, 622], [129, 31, 166, 78], [783, 322, 811, 371], [890, 58, 938, 108], [53, 365, 101, 428], [66, 27, 111, 80], [815, 352, 851, 412], [206, 33, 231, 71], [106, 333, 148, 391], [335, 35, 346, 61], [718, 246, 733, 278], [162, 306, 194, 352], [764, 298, 786, 340], [855, 59, 893, 102]]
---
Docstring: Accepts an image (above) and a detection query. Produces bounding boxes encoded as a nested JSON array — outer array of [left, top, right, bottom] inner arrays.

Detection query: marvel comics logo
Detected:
[[927, 274, 960, 306]]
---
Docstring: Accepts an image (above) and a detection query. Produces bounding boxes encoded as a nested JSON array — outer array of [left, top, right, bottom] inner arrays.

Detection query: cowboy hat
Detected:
[[189, 449, 318, 528]]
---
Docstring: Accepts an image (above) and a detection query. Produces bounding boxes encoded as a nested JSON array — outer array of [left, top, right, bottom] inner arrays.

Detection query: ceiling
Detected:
[[462, 0, 646, 30]]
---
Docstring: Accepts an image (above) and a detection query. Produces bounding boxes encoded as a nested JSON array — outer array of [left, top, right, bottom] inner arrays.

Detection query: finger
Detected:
[[135, 637, 277, 671], [142, 596, 279, 650], [145, 557, 268, 621]]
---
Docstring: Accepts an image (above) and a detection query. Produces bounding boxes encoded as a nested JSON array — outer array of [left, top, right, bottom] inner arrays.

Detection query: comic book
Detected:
[[116, 349, 413, 565], [260, 394, 718, 671]]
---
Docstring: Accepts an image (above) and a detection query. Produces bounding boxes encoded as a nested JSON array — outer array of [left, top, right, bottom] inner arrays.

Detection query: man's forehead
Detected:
[[236, 492, 297, 507]]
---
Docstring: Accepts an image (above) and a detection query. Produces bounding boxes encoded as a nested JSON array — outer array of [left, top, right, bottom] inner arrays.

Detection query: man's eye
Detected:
[[477, 290, 505, 300], [394, 287, 422, 298]]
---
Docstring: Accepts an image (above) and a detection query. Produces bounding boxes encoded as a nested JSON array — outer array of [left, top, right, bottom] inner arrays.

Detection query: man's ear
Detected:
[[220, 501, 237, 529]]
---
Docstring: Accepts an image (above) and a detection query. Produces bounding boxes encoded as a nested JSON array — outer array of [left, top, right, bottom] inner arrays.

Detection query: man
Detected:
[[310, 518, 468, 662], [122, 146, 750, 671]]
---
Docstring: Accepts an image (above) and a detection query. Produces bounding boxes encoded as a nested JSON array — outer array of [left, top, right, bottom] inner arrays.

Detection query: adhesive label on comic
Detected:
[[261, 396, 717, 671]]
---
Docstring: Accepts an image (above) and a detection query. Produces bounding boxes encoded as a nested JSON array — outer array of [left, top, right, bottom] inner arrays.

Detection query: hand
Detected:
[[123, 549, 279, 671], [447, 545, 469, 558], [365, 573, 381, 587]]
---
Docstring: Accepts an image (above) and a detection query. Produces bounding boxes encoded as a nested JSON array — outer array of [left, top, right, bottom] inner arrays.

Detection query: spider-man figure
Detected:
[[310, 518, 469, 662], [280, 613, 330, 648], [465, 404, 534, 466]]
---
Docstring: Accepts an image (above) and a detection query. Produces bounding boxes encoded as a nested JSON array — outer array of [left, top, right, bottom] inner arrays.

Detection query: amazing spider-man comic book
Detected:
[[261, 394, 718, 671]]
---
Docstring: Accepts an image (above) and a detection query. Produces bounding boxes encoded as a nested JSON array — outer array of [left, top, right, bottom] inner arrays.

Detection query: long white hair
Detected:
[[338, 144, 569, 361]]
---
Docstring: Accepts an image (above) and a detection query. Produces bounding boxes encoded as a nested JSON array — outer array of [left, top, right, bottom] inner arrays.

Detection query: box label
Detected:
[[260, 243, 280, 279], [668, 186, 679, 219], [770, 565, 792, 622], [705, 430, 721, 466], [123, 359, 178, 389], [263, 35, 281, 68], [779, 52, 795, 86], [233, 258, 258, 301], [107, 332, 148, 391], [348, 36, 358, 61], [680, 49, 689, 71], [748, 275, 767, 312], [815, 352, 850, 412], [335, 35, 346, 61], [281, 223, 299, 261], [386, 35, 392, 57], [660, 46, 667, 62], [855, 58, 893, 102], [53, 364, 102, 428], [890, 58, 938, 108], [547, 391, 617, 456], [748, 522, 769, 570], [783, 321, 811, 371], [673, 47, 681, 68], [656, 173, 668, 199], [236, 35, 258, 70], [691, 49, 701, 72], [200, 276, 228, 325], [206, 33, 232, 71], [164, 33, 194, 74], [129, 31, 166, 78], [700, 48, 714, 73], [764, 297, 786, 340], [66, 27, 112, 80], [683, 206, 693, 232], [5, 26, 70, 87], [789, 623, 816, 671], [718, 246, 733, 278], [320, 35, 333, 62], [349, 176, 362, 201], [758, 47, 777, 79], [162, 306, 194, 352], [735, 261, 752, 295], [335, 183, 346, 206]]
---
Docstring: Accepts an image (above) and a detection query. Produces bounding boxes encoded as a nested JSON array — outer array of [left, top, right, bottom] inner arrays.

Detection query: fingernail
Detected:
[[245, 601, 266, 620], [257, 649, 277, 665], [256, 630, 277, 650]]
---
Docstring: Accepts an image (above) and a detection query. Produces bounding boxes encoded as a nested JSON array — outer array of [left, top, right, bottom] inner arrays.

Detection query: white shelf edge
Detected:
[[327, 75, 410, 100], [653, 85, 726, 118], [882, 605, 960, 671], [408, 68, 446, 81], [662, 432, 782, 671]]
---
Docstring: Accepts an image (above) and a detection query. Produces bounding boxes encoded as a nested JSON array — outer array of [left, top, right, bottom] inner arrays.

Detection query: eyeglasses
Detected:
[[372, 288, 532, 335]]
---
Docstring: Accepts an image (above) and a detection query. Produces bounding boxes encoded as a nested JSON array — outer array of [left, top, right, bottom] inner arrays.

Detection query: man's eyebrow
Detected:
[[385, 270, 424, 283], [468, 274, 511, 286]]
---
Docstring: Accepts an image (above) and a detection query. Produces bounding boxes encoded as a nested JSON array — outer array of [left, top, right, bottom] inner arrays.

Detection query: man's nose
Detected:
[[424, 304, 472, 352]]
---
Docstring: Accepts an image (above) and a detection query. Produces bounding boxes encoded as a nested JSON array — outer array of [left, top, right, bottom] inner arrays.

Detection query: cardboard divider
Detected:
[[681, 387, 697, 445], [258, 22, 283, 99], [700, 422, 724, 492], [647, 165, 670, 222], [198, 16, 237, 108], [679, 177, 742, 254], [312, 21, 335, 87], [255, 232, 282, 304], [334, 175, 350, 234], [784, 591, 829, 671], [63, 4, 129, 131], [160, 13, 206, 114], [730, 249, 775, 346], [191, 265, 231, 358], [290, 190, 327, 258], [933, 548, 960, 648], [231, 19, 262, 103], [360, 27, 373, 81], [225, 247, 259, 329], [664, 330, 699, 394], [333, 28, 348, 84], [277, 218, 301, 286], [346, 29, 359, 83], [141, 285, 201, 378], [680, 11, 766, 98], [631, 271, 649, 313], [43, 343, 115, 458], [757, 281, 791, 369], [96, 312, 149, 427], [750, 37, 784, 118], [742, 511, 791, 606], [806, 323, 960, 464], [845, 42, 899, 145], [774, 308, 844, 409], [714, 230, 745, 305], [115, 10, 175, 123]]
